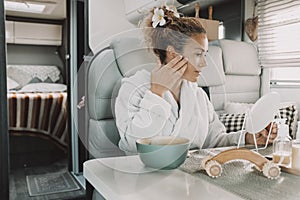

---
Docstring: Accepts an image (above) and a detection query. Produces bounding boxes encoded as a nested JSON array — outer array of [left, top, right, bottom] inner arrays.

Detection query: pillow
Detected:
[[219, 105, 298, 138], [225, 102, 254, 114], [7, 66, 32, 87], [277, 105, 298, 139], [18, 83, 67, 93], [29, 76, 64, 84], [7, 77, 20, 90], [7, 65, 61, 87], [219, 113, 245, 133]]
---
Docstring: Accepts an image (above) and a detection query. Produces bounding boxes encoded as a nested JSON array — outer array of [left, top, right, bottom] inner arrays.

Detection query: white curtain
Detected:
[[257, 0, 300, 68]]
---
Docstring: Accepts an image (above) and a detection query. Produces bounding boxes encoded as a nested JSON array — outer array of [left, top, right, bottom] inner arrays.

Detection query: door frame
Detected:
[[0, 1, 10, 199]]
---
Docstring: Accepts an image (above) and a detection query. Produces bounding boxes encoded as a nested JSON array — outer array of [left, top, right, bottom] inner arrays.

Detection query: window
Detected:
[[257, 0, 300, 69]]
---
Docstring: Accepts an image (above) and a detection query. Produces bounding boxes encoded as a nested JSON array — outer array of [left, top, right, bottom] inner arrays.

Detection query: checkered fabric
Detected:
[[276, 105, 297, 138], [219, 113, 245, 133], [219, 105, 297, 137]]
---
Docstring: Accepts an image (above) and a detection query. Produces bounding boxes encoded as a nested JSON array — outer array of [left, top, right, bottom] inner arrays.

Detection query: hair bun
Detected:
[[141, 5, 206, 64]]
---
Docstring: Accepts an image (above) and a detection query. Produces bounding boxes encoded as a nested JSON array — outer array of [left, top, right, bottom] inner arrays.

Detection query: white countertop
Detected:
[[83, 155, 243, 200]]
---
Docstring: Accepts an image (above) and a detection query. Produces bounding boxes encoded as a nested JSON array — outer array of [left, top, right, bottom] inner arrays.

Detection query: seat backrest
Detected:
[[86, 37, 156, 158], [219, 39, 261, 104], [197, 45, 226, 112], [208, 39, 261, 114]]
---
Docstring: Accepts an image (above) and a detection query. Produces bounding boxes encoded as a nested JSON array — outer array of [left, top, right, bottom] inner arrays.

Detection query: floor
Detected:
[[9, 159, 86, 200]]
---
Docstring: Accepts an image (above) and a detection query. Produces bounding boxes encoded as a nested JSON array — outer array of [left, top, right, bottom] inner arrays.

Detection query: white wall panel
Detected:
[[89, 0, 137, 53], [5, 21, 14, 43]]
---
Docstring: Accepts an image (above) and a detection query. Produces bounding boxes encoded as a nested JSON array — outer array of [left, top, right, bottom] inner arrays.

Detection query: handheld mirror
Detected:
[[237, 92, 281, 150]]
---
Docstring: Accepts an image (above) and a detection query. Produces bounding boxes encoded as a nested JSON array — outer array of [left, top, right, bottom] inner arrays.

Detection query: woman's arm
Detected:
[[201, 95, 244, 148], [202, 96, 277, 148], [202, 110, 244, 148]]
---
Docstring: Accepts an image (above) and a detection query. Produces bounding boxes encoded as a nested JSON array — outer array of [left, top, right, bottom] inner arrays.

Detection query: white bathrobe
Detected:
[[115, 70, 244, 154]]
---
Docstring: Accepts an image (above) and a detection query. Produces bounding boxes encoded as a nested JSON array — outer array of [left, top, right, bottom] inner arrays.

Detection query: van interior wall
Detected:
[[6, 44, 65, 82], [88, 0, 248, 53], [89, 0, 137, 53]]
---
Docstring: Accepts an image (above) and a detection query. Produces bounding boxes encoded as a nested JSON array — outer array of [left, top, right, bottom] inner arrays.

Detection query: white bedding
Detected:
[[7, 77, 20, 90], [12, 83, 67, 93]]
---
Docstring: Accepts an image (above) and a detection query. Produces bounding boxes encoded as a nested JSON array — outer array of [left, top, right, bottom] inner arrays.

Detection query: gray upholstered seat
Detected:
[[86, 37, 157, 158]]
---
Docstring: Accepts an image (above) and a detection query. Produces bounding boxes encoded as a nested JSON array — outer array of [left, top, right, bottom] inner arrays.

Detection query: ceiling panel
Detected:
[[5, 0, 66, 20]]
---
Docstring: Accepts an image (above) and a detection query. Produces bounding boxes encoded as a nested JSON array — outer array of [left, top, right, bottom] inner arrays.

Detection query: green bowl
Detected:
[[136, 136, 190, 170]]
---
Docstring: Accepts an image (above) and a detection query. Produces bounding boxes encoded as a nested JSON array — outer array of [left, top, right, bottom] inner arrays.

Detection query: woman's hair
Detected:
[[141, 6, 206, 64]]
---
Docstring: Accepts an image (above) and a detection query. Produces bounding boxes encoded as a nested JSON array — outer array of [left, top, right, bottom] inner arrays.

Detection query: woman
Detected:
[[115, 6, 277, 154]]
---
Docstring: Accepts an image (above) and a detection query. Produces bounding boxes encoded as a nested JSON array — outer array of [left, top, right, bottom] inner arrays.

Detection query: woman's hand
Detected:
[[245, 123, 278, 145], [150, 55, 188, 101]]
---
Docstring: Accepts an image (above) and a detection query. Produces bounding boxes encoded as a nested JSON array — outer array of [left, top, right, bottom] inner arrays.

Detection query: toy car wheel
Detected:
[[205, 160, 222, 178], [201, 156, 212, 169], [262, 161, 281, 179]]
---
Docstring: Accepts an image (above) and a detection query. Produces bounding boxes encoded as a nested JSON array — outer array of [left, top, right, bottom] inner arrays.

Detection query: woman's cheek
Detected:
[[194, 57, 200, 68]]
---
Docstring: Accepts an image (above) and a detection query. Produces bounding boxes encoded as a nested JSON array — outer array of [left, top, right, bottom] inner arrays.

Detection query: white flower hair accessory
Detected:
[[152, 8, 166, 28]]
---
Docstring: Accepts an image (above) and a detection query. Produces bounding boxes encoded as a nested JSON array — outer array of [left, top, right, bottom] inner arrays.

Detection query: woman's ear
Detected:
[[166, 45, 177, 60]]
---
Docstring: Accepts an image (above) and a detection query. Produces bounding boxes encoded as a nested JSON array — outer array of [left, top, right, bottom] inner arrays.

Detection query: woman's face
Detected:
[[181, 33, 208, 82]]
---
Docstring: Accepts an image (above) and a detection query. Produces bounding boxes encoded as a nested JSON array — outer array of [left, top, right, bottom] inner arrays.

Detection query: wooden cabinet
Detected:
[[5, 21, 62, 46]]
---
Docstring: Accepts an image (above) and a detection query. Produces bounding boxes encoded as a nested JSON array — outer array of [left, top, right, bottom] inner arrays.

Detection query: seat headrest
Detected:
[[219, 39, 261, 76], [198, 45, 225, 87], [110, 37, 157, 77]]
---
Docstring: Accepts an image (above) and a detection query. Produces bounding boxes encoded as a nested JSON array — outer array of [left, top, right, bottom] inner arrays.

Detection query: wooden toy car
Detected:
[[201, 148, 281, 179]]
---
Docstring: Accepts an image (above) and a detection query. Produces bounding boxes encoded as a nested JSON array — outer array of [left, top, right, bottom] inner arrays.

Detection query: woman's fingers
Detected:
[[266, 123, 278, 132], [177, 64, 188, 75], [260, 122, 278, 144], [272, 126, 278, 134], [254, 129, 269, 145], [259, 129, 269, 138], [248, 127, 279, 145], [262, 129, 278, 144], [165, 55, 188, 72], [165, 55, 183, 68], [173, 58, 188, 71]]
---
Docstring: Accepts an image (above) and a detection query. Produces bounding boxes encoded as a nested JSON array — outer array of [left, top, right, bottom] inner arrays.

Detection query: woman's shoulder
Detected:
[[121, 69, 151, 86]]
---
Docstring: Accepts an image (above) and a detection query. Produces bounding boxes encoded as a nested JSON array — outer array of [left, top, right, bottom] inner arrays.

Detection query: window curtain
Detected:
[[257, 0, 300, 68]]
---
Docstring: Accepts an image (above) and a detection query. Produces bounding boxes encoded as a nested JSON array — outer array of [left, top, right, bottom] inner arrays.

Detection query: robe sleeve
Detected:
[[115, 80, 172, 153], [202, 96, 245, 148]]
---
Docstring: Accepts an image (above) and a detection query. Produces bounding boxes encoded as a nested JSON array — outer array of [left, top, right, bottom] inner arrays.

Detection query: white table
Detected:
[[83, 155, 243, 200]]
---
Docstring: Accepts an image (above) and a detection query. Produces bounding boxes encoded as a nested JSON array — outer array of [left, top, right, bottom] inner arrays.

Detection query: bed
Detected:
[[7, 65, 68, 151]]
